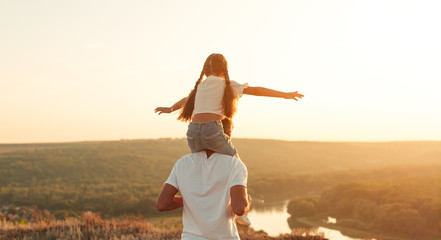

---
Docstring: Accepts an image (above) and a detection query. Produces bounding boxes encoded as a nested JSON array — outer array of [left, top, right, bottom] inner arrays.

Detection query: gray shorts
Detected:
[[186, 120, 237, 156]]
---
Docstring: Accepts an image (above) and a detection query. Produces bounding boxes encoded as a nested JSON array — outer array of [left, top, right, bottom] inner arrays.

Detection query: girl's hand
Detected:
[[154, 107, 172, 115], [284, 91, 304, 101]]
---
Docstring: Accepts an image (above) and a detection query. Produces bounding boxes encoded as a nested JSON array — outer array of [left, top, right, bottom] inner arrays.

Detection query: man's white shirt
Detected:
[[165, 151, 248, 240]]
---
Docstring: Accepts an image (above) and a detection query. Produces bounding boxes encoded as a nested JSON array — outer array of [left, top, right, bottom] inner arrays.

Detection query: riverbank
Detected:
[[295, 217, 437, 240]]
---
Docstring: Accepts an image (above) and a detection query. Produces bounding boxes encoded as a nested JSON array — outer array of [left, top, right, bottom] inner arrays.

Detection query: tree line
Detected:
[[287, 176, 441, 238]]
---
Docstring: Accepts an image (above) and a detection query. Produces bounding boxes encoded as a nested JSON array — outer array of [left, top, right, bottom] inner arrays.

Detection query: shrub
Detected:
[[337, 218, 368, 230], [287, 199, 317, 217]]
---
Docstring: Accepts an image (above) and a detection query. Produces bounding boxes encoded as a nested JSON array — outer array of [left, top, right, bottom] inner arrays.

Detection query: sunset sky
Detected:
[[1, 0, 440, 143]]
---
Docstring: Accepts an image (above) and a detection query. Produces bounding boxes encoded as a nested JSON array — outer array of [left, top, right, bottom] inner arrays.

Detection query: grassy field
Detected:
[[0, 211, 328, 240], [0, 139, 439, 238]]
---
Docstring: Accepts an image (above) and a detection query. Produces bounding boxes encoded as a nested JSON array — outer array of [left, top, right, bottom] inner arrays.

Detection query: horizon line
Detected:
[[1, 137, 440, 145]]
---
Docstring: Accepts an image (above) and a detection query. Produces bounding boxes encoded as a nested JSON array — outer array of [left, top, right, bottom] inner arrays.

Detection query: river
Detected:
[[248, 200, 377, 240]]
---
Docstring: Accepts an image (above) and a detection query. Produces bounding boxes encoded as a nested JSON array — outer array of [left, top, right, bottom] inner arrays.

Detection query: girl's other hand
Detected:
[[284, 91, 304, 101], [154, 107, 172, 115]]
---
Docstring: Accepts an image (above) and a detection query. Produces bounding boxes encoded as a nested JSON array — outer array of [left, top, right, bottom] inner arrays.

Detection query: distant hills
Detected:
[[0, 139, 439, 217], [2, 138, 440, 174]]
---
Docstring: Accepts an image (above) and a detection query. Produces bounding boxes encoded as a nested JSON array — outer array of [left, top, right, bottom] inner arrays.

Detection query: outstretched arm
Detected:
[[156, 183, 183, 212], [155, 97, 188, 115], [243, 87, 304, 101]]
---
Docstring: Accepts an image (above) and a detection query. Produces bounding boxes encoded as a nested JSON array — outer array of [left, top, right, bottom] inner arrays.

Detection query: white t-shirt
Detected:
[[193, 75, 248, 116], [165, 151, 248, 240]]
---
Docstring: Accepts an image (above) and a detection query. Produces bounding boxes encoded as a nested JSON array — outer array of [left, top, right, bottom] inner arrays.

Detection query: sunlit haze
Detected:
[[1, 0, 440, 143]]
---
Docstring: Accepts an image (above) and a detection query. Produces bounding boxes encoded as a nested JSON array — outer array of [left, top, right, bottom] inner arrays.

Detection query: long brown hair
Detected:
[[177, 53, 237, 122]]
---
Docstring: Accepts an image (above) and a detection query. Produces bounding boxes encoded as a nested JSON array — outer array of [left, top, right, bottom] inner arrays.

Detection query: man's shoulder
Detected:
[[176, 152, 200, 163], [175, 151, 210, 164], [177, 152, 244, 167], [212, 153, 245, 168], [208, 153, 235, 161]]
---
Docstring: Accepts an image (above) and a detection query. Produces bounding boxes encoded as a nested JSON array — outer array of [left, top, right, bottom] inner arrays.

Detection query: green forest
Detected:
[[287, 175, 440, 238], [0, 139, 440, 238]]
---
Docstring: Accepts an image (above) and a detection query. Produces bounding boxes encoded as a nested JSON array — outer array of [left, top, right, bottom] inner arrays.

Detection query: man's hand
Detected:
[[155, 107, 172, 115], [284, 91, 304, 101]]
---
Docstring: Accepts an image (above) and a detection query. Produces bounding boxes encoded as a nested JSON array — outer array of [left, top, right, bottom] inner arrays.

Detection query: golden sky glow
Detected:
[[1, 0, 440, 143]]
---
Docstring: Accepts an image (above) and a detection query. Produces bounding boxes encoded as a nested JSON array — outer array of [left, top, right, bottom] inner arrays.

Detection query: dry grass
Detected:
[[0, 212, 327, 240], [0, 145, 67, 153]]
